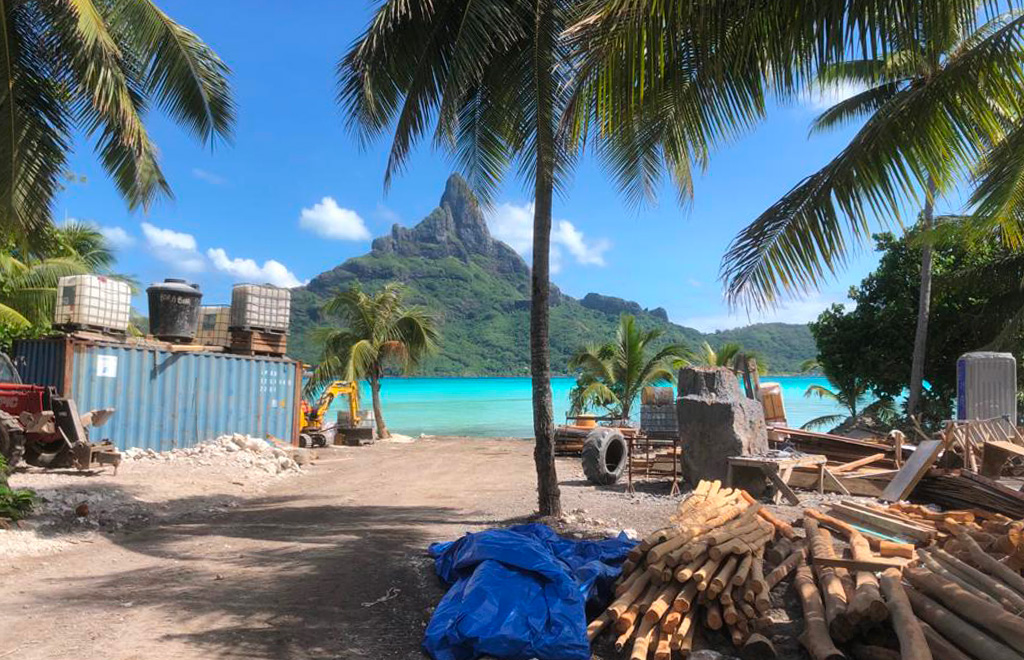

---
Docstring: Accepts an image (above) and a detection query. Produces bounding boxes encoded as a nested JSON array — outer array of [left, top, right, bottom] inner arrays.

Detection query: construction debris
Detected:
[[122, 434, 304, 475]]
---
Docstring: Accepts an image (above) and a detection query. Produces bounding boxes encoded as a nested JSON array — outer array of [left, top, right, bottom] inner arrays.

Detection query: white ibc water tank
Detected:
[[956, 352, 1017, 422], [229, 284, 291, 333], [54, 275, 131, 333], [196, 305, 231, 347]]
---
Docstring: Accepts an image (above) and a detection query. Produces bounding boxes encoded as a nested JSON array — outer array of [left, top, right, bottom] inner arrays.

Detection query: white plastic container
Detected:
[[196, 306, 231, 347], [229, 284, 291, 333], [54, 275, 131, 334], [957, 352, 1017, 422]]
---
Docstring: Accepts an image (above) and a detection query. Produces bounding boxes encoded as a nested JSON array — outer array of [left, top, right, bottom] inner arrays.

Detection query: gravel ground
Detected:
[[0, 436, 830, 660]]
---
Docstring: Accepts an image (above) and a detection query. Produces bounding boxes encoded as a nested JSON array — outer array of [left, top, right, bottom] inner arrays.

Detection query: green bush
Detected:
[[0, 454, 35, 521]]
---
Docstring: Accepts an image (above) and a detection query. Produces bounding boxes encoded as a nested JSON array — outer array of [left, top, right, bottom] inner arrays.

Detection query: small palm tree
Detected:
[[697, 341, 768, 375], [0, 222, 128, 328], [0, 0, 234, 237], [306, 283, 439, 439], [568, 315, 690, 421], [801, 381, 870, 431]]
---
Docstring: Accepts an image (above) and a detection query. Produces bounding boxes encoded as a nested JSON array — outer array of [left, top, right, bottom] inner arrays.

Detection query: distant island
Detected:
[[288, 175, 816, 375]]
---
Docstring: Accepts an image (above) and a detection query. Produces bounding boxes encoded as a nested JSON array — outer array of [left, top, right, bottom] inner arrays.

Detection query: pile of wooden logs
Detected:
[[586, 480, 795, 659], [793, 505, 1024, 660]]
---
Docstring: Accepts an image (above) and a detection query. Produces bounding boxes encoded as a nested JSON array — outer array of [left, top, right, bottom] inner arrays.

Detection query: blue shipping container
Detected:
[[11, 336, 301, 451]]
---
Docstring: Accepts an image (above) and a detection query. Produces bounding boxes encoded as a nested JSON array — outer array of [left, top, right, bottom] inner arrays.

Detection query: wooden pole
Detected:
[[878, 569, 931, 660], [904, 566, 1024, 650], [794, 563, 845, 660], [848, 531, 889, 623], [903, 585, 1024, 660], [927, 548, 1024, 614], [806, 517, 853, 642], [956, 529, 1024, 598], [919, 622, 973, 660]]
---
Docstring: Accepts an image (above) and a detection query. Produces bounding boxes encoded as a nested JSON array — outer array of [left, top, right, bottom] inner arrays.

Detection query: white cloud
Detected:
[[801, 80, 866, 111], [193, 168, 227, 186], [207, 248, 301, 288], [99, 226, 135, 249], [687, 278, 703, 289], [680, 294, 846, 332], [299, 197, 371, 240], [487, 202, 611, 269], [141, 222, 204, 272]]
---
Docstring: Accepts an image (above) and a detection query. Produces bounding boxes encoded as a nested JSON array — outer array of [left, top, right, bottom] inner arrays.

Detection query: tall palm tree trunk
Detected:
[[907, 177, 937, 417], [369, 374, 390, 439], [530, 0, 561, 517]]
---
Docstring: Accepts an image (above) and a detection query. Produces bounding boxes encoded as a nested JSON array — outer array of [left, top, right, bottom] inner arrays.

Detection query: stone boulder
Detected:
[[676, 366, 768, 485]]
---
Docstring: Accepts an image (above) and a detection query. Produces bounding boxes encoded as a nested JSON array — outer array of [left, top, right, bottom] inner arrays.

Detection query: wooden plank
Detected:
[[831, 453, 886, 474], [981, 440, 1024, 478], [828, 504, 934, 542], [880, 439, 944, 502], [766, 467, 801, 505], [811, 556, 909, 572], [839, 501, 936, 532], [821, 468, 851, 496]]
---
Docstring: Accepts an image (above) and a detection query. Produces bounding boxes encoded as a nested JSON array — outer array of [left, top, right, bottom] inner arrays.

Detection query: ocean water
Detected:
[[329, 376, 845, 437]]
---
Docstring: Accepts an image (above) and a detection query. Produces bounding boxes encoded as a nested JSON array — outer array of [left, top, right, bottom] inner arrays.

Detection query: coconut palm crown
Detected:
[[306, 283, 439, 440], [568, 314, 690, 421]]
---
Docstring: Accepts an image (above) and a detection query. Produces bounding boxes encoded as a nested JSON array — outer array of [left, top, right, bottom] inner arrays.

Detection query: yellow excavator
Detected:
[[299, 380, 375, 447]]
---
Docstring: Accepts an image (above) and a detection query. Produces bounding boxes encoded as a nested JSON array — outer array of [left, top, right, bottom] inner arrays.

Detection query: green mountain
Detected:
[[288, 175, 816, 375]]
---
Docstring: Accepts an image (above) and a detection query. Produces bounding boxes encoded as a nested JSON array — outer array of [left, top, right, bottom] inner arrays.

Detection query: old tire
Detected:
[[582, 428, 627, 486]]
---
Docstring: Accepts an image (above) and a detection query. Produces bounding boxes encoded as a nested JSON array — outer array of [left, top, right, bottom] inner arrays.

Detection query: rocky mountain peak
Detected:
[[371, 173, 527, 278]]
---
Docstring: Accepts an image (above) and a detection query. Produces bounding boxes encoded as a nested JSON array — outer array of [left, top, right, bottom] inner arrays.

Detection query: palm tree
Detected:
[[0, 0, 234, 237], [306, 283, 439, 439], [801, 381, 870, 431], [715, 7, 1024, 417], [568, 314, 689, 420], [696, 341, 768, 375], [737, 10, 1018, 416], [0, 222, 125, 328], [339, 1, 575, 515]]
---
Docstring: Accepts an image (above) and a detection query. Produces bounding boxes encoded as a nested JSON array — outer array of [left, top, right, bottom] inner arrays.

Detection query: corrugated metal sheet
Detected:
[[12, 337, 301, 451]]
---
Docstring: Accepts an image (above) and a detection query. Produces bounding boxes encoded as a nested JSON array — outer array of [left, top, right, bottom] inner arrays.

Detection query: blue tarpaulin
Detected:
[[423, 523, 636, 660]]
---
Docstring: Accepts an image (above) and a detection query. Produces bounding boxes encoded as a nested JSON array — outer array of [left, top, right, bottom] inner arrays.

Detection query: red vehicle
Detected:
[[0, 353, 120, 471]]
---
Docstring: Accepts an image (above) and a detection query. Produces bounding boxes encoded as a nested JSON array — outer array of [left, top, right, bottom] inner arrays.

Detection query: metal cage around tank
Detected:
[[10, 336, 302, 452]]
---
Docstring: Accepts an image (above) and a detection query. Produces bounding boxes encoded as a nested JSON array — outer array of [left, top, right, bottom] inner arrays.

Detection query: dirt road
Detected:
[[0, 438, 678, 660]]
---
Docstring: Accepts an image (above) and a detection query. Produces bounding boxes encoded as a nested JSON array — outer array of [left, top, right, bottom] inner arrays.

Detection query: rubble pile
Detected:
[[122, 433, 303, 475]]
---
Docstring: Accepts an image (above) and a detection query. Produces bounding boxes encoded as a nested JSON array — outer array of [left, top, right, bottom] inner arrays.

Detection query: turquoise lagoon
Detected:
[[332, 376, 844, 438]]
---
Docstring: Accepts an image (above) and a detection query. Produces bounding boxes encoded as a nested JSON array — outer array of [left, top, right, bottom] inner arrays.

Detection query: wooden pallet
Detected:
[[230, 329, 287, 356]]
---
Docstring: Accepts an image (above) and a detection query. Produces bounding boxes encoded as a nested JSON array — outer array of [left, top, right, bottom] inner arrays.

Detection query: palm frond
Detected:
[[801, 414, 846, 431]]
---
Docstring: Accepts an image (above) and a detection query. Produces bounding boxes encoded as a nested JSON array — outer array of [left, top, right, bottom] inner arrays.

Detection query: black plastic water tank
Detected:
[[147, 279, 203, 342]]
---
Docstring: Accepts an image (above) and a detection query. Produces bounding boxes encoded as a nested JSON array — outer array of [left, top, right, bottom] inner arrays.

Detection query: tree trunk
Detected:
[[369, 374, 389, 439], [907, 177, 937, 417], [529, 0, 560, 517]]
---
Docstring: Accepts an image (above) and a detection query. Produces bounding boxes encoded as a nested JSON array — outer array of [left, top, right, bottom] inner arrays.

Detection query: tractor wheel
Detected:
[[298, 433, 313, 448], [0, 411, 25, 469], [582, 428, 627, 486]]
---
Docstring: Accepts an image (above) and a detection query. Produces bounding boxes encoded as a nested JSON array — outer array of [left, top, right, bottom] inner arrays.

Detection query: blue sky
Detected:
[[57, 1, 916, 332]]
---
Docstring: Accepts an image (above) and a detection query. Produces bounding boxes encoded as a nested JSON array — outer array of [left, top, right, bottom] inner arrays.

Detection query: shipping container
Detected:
[[956, 351, 1018, 423], [11, 336, 302, 451]]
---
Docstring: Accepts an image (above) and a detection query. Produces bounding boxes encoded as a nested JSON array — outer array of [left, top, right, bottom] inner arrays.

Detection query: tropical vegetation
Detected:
[[0, 221, 133, 345], [0, 454, 33, 521], [695, 341, 768, 375], [736, 7, 1022, 418], [0, 0, 234, 237], [809, 226, 1024, 429], [567, 314, 690, 420], [305, 283, 439, 439]]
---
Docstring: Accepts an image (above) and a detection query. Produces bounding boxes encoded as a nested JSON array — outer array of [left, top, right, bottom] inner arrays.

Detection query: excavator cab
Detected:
[[299, 381, 374, 448]]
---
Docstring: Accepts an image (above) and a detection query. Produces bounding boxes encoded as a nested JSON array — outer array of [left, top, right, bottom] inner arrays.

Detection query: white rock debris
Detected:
[[122, 433, 303, 475]]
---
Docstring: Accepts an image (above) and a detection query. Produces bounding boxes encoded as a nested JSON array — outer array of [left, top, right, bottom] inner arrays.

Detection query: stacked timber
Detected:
[[913, 469, 1024, 518], [587, 480, 794, 658]]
